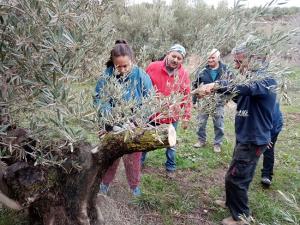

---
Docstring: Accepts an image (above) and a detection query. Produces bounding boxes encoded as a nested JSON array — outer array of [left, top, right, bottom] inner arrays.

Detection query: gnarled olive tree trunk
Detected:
[[0, 125, 176, 225]]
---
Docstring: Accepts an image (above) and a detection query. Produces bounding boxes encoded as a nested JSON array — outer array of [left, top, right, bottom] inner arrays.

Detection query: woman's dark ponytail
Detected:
[[115, 39, 127, 45], [106, 39, 134, 68]]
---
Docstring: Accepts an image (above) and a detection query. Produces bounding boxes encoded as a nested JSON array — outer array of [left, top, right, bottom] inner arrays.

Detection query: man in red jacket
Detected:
[[141, 44, 191, 177]]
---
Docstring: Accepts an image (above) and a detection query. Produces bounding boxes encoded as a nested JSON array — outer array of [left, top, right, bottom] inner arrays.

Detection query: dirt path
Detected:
[[96, 160, 227, 225]]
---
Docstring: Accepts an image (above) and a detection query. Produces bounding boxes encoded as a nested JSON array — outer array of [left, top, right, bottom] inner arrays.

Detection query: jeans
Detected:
[[141, 122, 178, 171], [225, 142, 267, 220], [197, 105, 224, 146], [261, 133, 279, 180]]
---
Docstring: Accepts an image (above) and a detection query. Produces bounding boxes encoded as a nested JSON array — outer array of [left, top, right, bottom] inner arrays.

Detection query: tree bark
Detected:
[[0, 124, 175, 225]]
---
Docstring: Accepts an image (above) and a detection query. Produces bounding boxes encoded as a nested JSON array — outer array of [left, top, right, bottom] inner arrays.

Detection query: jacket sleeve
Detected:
[[141, 71, 153, 97], [234, 78, 277, 96], [94, 79, 103, 105], [216, 77, 277, 97]]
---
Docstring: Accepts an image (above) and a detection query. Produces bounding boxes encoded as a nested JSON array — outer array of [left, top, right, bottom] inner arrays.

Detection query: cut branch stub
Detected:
[[94, 123, 176, 158], [168, 124, 177, 147]]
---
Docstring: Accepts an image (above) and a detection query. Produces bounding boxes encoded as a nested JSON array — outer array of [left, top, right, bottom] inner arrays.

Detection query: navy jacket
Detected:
[[271, 102, 283, 137], [193, 62, 232, 88], [217, 73, 277, 145], [192, 62, 232, 105]]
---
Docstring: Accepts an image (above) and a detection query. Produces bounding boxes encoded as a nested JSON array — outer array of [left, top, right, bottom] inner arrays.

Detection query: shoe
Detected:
[[193, 141, 206, 148], [213, 144, 221, 153], [215, 199, 226, 209], [132, 186, 141, 197], [221, 216, 249, 225], [261, 177, 272, 186], [99, 183, 109, 194], [166, 170, 176, 179]]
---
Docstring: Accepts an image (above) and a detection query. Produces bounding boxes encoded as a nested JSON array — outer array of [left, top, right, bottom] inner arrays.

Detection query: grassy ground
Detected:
[[1, 71, 299, 225], [0, 209, 28, 225]]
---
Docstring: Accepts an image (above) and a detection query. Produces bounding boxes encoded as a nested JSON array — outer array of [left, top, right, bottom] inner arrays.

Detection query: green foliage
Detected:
[[0, 0, 115, 163], [109, 0, 298, 77], [112, 0, 242, 66]]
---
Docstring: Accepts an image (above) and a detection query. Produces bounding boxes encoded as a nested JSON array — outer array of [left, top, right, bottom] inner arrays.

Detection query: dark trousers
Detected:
[[225, 142, 267, 220], [261, 133, 279, 180]]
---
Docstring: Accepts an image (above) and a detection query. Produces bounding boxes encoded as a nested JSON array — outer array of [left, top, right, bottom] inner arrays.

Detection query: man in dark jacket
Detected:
[[193, 49, 232, 153], [195, 39, 277, 225]]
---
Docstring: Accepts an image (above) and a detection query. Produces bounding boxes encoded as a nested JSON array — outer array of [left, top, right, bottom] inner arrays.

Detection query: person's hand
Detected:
[[267, 142, 273, 149], [191, 87, 206, 99], [181, 120, 189, 130], [192, 92, 205, 99], [202, 83, 216, 94], [196, 92, 206, 99], [192, 83, 216, 98]]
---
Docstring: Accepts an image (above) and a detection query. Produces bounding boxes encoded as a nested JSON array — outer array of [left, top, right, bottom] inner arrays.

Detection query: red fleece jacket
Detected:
[[146, 60, 191, 124]]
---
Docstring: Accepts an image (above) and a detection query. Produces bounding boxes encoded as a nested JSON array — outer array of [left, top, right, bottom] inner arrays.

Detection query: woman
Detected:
[[94, 40, 152, 196]]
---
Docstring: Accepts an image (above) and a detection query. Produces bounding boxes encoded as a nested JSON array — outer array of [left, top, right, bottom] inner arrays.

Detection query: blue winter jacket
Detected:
[[217, 72, 277, 145], [271, 102, 283, 137], [94, 65, 153, 116]]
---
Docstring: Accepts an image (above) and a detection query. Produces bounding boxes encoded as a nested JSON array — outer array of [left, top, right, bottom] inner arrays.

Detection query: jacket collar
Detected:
[[203, 62, 225, 80]]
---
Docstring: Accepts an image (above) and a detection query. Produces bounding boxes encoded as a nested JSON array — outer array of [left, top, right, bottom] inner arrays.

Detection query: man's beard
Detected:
[[166, 58, 178, 70]]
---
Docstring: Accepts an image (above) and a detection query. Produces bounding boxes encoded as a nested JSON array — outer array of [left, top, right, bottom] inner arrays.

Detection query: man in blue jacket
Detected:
[[195, 39, 277, 225], [192, 49, 232, 153]]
